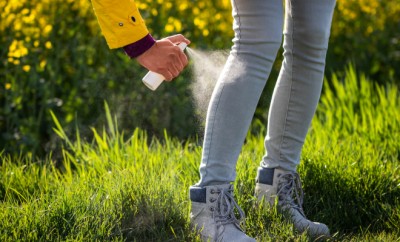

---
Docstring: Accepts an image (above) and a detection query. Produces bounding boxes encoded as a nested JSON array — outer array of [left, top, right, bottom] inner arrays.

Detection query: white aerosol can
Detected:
[[142, 42, 187, 91]]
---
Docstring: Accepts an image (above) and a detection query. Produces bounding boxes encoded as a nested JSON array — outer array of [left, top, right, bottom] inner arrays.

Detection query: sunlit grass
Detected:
[[1, 68, 399, 241]]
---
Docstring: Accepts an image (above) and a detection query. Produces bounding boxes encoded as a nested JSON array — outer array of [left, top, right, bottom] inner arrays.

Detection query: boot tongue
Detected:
[[278, 174, 295, 200], [216, 183, 233, 191]]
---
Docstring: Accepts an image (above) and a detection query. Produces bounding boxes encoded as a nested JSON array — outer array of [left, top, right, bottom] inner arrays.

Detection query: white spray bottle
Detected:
[[142, 42, 187, 91]]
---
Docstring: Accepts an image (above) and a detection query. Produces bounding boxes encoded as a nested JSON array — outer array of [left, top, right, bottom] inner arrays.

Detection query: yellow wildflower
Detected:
[[40, 60, 47, 69], [194, 17, 206, 29], [21, 8, 30, 15], [22, 65, 31, 72], [193, 7, 200, 15], [138, 3, 147, 10], [39, 17, 47, 28], [44, 25, 53, 35], [45, 41, 52, 49], [165, 24, 174, 33], [5, 83, 12, 90], [22, 13, 35, 24], [8, 40, 29, 58], [174, 19, 182, 32], [14, 22, 22, 31], [366, 26, 373, 35], [179, 3, 188, 11]]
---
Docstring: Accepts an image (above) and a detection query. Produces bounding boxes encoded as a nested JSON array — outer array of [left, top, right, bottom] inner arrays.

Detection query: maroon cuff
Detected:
[[123, 34, 156, 58]]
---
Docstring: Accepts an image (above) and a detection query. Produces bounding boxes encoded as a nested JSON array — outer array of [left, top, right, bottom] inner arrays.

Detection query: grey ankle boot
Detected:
[[190, 184, 256, 242], [255, 168, 330, 238]]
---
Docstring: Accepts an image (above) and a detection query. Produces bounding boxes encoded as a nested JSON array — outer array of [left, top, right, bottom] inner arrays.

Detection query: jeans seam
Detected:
[[232, 0, 242, 53], [279, 0, 295, 162], [202, 83, 226, 183]]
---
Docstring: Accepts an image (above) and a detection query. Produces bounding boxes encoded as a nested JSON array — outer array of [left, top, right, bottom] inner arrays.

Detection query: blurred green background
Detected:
[[1, 0, 399, 157]]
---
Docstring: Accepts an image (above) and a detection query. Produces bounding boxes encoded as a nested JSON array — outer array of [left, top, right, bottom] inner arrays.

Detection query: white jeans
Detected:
[[197, 0, 336, 186]]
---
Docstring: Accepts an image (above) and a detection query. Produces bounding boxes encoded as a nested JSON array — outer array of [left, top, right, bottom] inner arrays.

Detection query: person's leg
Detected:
[[190, 0, 284, 240], [262, 0, 336, 171], [256, 0, 336, 238], [196, 0, 284, 187]]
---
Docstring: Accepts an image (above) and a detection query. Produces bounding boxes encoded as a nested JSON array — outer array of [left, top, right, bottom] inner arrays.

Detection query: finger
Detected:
[[171, 47, 185, 71], [168, 64, 180, 80], [166, 34, 190, 45], [174, 58, 184, 72], [165, 34, 185, 43], [174, 53, 186, 72], [163, 70, 174, 82], [157, 39, 174, 47], [178, 51, 188, 67]]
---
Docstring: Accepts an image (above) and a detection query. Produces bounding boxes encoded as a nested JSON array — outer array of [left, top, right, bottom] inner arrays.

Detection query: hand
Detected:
[[136, 34, 191, 81]]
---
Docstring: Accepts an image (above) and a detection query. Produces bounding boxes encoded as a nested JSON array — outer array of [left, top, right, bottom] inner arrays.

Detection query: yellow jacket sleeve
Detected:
[[91, 0, 149, 49]]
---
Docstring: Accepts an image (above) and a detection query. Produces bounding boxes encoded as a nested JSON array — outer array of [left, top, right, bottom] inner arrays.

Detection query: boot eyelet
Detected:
[[209, 207, 214, 211], [210, 189, 215, 194], [209, 198, 216, 203]]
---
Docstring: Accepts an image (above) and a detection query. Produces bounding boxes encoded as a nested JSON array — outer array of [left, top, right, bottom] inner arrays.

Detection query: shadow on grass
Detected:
[[301, 158, 400, 235]]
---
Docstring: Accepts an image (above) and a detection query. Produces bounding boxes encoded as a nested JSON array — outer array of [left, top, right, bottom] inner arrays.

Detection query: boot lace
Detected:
[[276, 172, 306, 217], [212, 187, 245, 227]]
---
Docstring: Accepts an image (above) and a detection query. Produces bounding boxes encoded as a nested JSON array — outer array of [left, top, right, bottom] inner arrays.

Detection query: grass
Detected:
[[1, 66, 399, 241]]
